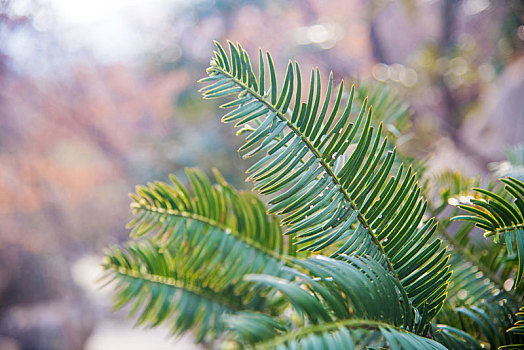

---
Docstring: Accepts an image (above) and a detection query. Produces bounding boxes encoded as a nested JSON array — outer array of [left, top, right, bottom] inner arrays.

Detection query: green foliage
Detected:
[[422, 170, 523, 348], [127, 167, 287, 257], [453, 177, 524, 289], [102, 168, 293, 342], [499, 307, 524, 349], [448, 175, 524, 348], [352, 79, 412, 142], [223, 254, 446, 349], [102, 41, 524, 349], [202, 41, 450, 324]]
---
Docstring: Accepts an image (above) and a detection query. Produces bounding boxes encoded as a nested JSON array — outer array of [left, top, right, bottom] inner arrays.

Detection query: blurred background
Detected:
[[0, 0, 523, 349]]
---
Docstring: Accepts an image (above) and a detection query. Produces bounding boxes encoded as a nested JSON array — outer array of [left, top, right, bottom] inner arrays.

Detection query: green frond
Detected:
[[452, 177, 524, 289], [103, 169, 298, 342], [434, 219, 522, 348], [432, 325, 482, 350], [425, 172, 517, 301], [353, 79, 412, 140], [246, 255, 414, 329], [424, 170, 481, 211], [103, 240, 276, 342], [436, 227, 521, 348], [99, 38, 524, 350], [228, 316, 446, 350], [438, 219, 508, 307], [126, 167, 294, 290], [500, 306, 524, 349], [446, 254, 494, 306], [103, 235, 294, 342], [201, 41, 450, 323], [128, 167, 288, 258], [438, 298, 522, 349], [223, 255, 445, 349], [423, 174, 522, 348]]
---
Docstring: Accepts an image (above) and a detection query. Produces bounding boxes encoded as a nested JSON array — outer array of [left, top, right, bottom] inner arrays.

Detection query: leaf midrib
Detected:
[[132, 202, 285, 261], [254, 318, 415, 349], [486, 223, 524, 236], [210, 65, 399, 281], [107, 263, 246, 310]]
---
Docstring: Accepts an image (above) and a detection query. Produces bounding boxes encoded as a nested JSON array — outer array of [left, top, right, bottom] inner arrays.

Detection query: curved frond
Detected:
[[438, 300, 521, 349], [500, 306, 524, 349], [223, 255, 443, 349], [452, 177, 524, 289], [103, 240, 273, 342], [227, 314, 445, 350], [103, 169, 294, 342], [246, 255, 414, 329], [437, 228, 521, 348], [353, 79, 412, 141], [424, 170, 481, 211], [446, 252, 495, 306], [128, 167, 290, 257], [439, 221, 521, 348], [432, 325, 482, 350], [200, 41, 450, 322], [423, 173, 522, 348], [103, 232, 290, 342]]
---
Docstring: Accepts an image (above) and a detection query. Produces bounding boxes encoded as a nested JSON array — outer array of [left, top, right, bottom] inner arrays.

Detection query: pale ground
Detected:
[[85, 320, 200, 350], [72, 255, 203, 350]]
